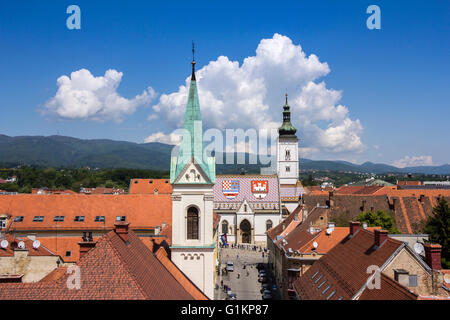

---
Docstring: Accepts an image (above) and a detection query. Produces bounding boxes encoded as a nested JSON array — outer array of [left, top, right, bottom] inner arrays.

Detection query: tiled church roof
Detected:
[[214, 175, 280, 210]]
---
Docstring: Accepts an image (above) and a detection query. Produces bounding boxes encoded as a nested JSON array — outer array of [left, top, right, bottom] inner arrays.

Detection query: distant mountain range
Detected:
[[1, 134, 449, 175]]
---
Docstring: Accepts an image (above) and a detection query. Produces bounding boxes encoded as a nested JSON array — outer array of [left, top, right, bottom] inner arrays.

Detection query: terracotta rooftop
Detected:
[[0, 226, 203, 300], [0, 234, 55, 257], [129, 179, 172, 194], [293, 228, 406, 300], [397, 181, 422, 186], [1, 194, 171, 231], [359, 273, 418, 300]]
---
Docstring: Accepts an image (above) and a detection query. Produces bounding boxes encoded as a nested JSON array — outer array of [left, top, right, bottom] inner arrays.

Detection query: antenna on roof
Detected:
[[0, 239, 8, 249], [32, 240, 40, 249]]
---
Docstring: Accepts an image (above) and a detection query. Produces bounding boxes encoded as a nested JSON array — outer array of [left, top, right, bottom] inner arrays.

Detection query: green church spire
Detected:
[[278, 93, 297, 137], [170, 45, 215, 184]]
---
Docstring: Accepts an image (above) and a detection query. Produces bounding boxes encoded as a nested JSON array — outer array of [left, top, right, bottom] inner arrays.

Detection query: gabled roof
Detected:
[[359, 273, 417, 300], [293, 228, 405, 300], [0, 228, 201, 300], [267, 204, 301, 241]]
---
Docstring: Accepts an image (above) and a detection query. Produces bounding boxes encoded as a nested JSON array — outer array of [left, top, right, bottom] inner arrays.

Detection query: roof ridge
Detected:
[[104, 231, 148, 299]]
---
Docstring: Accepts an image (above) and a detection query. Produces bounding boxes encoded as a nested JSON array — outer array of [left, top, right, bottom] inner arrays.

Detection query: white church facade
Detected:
[[169, 53, 304, 298], [214, 95, 304, 246]]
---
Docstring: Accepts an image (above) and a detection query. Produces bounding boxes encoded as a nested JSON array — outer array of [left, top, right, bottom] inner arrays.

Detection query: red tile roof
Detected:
[[359, 273, 417, 300], [397, 181, 422, 186], [0, 234, 55, 257], [1, 194, 171, 232], [0, 227, 201, 300], [129, 179, 172, 194], [293, 228, 405, 300]]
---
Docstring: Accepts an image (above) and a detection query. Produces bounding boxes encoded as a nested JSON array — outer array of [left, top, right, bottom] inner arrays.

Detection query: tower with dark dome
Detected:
[[277, 94, 299, 185]]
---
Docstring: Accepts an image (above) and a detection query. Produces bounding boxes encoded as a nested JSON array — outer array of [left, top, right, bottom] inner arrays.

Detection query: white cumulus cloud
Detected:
[[392, 155, 433, 168], [144, 131, 182, 145], [44, 68, 155, 122], [148, 33, 364, 156]]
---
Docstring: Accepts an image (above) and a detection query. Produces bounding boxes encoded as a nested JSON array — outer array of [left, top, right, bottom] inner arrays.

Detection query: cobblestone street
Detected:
[[214, 246, 281, 300]]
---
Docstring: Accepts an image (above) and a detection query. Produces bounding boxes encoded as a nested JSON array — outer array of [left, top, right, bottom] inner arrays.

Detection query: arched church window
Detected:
[[187, 207, 199, 240], [266, 220, 273, 231], [221, 220, 228, 234], [286, 166, 290, 172]]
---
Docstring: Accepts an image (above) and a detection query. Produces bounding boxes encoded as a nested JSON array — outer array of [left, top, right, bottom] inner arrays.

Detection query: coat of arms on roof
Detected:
[[222, 180, 239, 200], [251, 180, 268, 199]]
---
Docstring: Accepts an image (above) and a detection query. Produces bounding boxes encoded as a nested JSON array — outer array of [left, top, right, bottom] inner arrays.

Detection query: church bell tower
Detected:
[[277, 94, 299, 185], [170, 46, 216, 299]]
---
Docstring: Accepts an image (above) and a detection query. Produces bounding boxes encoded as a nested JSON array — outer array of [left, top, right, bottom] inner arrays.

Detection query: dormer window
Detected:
[[14, 216, 24, 222], [94, 216, 105, 222], [116, 216, 126, 222], [54, 216, 64, 222], [74, 216, 85, 222], [33, 216, 44, 222]]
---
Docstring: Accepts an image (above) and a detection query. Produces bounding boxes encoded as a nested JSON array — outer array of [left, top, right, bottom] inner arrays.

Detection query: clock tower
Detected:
[[277, 94, 299, 185]]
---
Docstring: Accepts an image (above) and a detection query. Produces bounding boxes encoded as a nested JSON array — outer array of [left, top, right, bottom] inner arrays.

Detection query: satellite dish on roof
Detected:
[[444, 274, 450, 284], [18, 241, 25, 249], [32, 240, 40, 249], [414, 243, 424, 255], [0, 239, 8, 249], [313, 241, 318, 249], [326, 228, 332, 235]]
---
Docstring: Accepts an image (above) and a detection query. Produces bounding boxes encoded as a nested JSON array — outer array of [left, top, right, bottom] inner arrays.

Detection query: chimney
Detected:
[[349, 221, 360, 235], [114, 221, 130, 243], [374, 229, 388, 247], [424, 243, 442, 270], [78, 232, 96, 259], [328, 191, 334, 208]]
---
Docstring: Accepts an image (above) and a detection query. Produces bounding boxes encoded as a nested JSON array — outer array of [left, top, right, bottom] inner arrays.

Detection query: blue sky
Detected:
[[0, 0, 449, 167]]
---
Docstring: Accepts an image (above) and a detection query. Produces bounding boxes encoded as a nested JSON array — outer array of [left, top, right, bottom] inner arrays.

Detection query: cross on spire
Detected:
[[191, 41, 196, 81]]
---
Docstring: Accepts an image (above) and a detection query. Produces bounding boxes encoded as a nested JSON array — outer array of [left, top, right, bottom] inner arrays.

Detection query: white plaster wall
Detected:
[[172, 248, 215, 299]]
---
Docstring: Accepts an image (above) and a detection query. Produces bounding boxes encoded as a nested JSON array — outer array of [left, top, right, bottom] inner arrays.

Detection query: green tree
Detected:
[[356, 210, 400, 234], [422, 198, 450, 269]]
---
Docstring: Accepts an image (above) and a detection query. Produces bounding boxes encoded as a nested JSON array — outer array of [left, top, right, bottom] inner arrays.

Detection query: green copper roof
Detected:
[[170, 60, 215, 184], [278, 94, 297, 137]]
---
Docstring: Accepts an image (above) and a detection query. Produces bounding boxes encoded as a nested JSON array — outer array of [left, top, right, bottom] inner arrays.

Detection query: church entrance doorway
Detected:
[[239, 219, 251, 244]]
